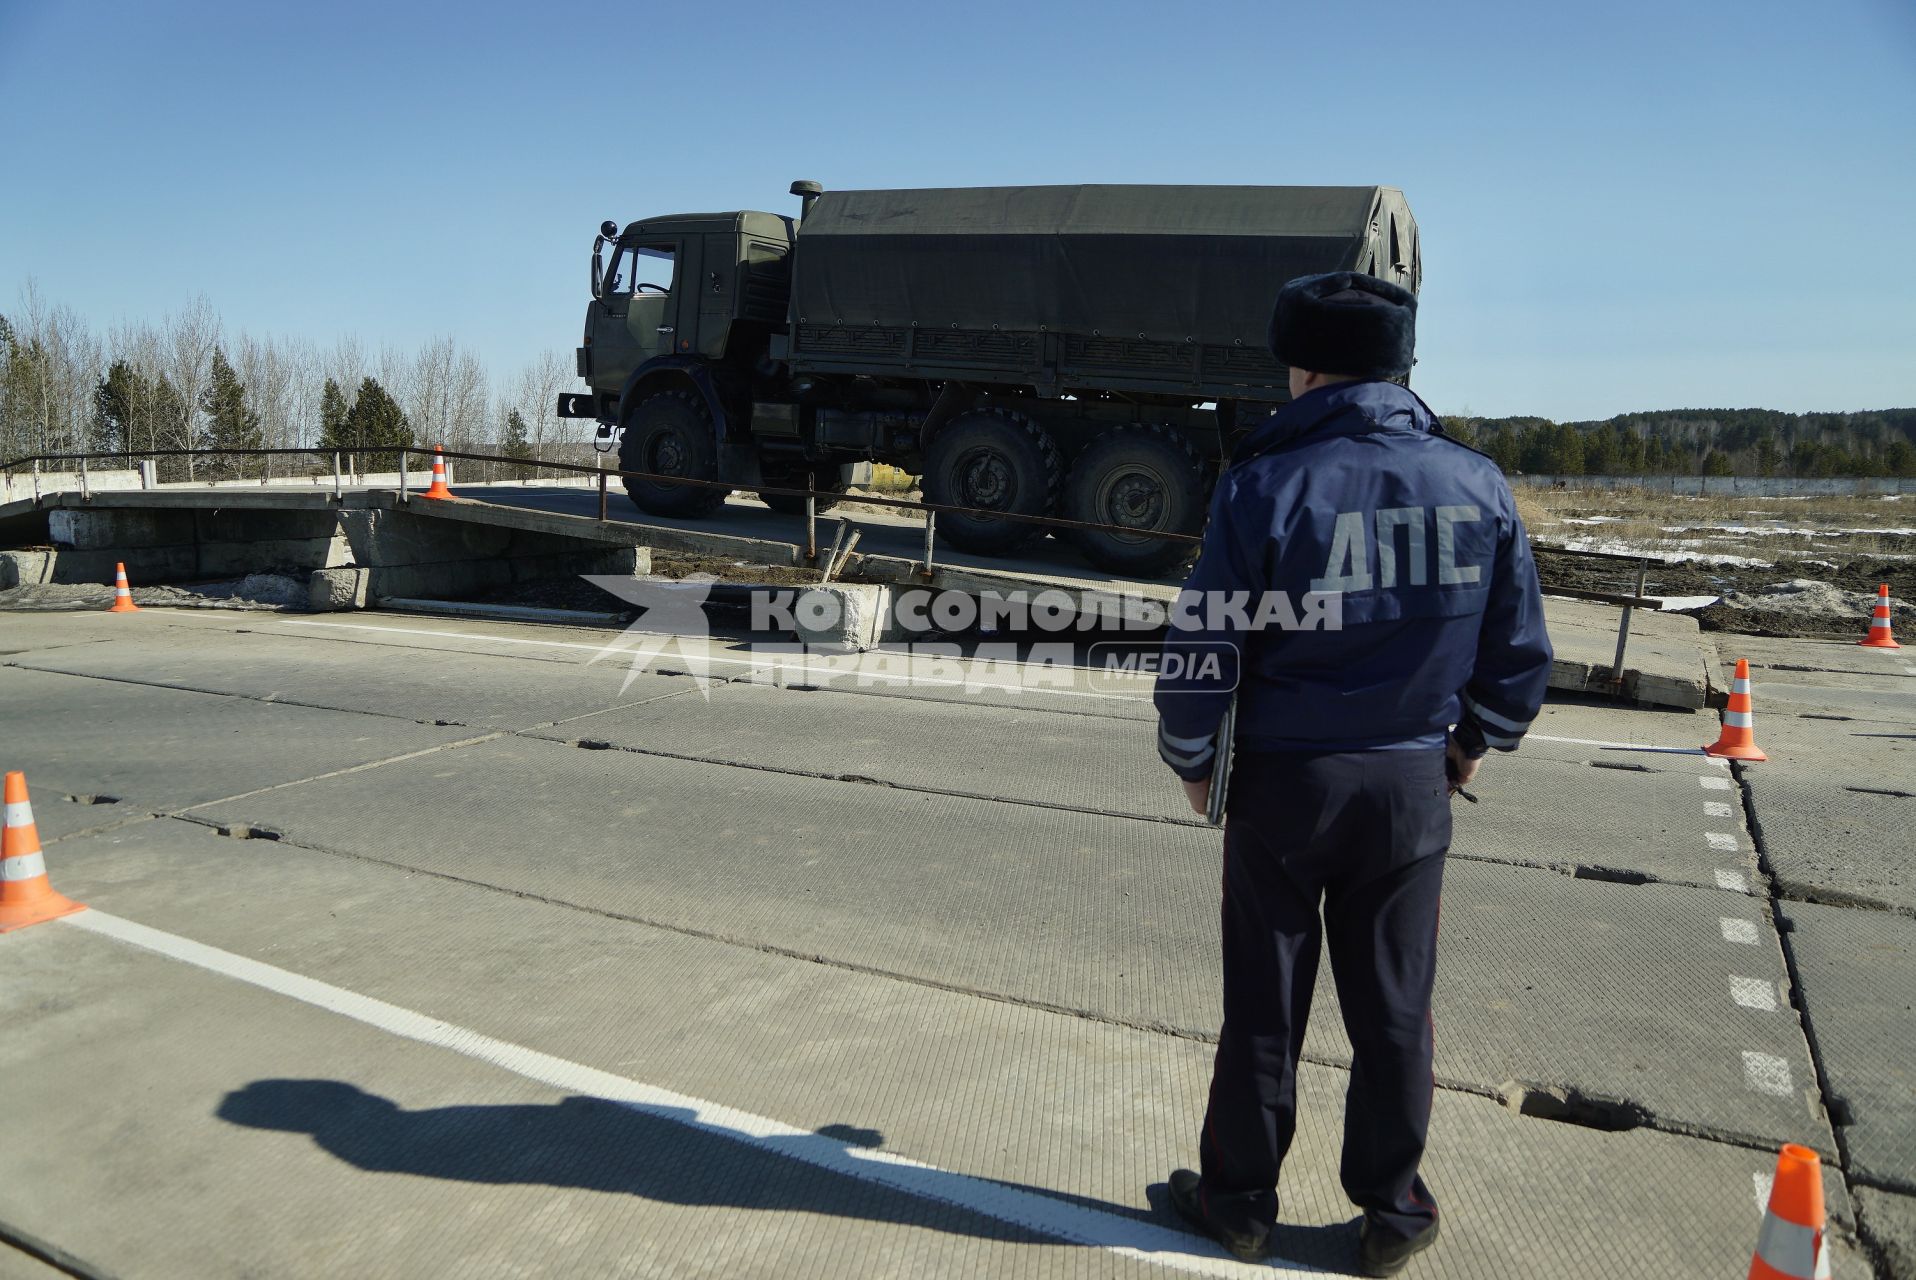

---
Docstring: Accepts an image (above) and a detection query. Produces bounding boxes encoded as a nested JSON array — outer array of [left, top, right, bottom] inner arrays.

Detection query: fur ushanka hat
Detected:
[[1268, 271, 1417, 380]]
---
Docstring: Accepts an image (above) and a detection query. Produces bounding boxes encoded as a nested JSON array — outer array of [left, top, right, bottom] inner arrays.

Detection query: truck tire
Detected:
[[618, 390, 729, 517], [1062, 424, 1206, 577], [921, 409, 1061, 554], [760, 461, 853, 516]]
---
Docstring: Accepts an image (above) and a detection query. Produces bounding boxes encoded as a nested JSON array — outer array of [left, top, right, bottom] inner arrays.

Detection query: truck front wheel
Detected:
[[921, 409, 1061, 554], [618, 390, 729, 517], [1062, 424, 1206, 577]]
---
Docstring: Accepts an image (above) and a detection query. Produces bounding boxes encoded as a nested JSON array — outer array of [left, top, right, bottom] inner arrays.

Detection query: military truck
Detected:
[[558, 182, 1420, 575]]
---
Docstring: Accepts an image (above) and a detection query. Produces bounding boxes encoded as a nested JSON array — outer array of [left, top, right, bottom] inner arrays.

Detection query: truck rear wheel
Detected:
[[618, 390, 729, 517], [760, 461, 853, 516], [921, 409, 1061, 554], [1062, 424, 1206, 577]]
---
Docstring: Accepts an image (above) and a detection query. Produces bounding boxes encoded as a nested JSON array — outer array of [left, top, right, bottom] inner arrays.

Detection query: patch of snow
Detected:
[[1649, 595, 1721, 611], [1554, 536, 1775, 567], [1556, 516, 1624, 525]]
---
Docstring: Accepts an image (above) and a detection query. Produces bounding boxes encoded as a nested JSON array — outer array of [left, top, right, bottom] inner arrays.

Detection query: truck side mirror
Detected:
[[591, 236, 605, 300]]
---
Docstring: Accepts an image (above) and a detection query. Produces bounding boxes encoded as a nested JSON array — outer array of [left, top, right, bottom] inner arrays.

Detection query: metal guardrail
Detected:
[[0, 443, 1199, 585], [5, 444, 1662, 682]]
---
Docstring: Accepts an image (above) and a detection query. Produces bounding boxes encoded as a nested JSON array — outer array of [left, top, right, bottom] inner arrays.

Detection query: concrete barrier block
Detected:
[[794, 584, 893, 653], [49, 507, 197, 550], [0, 549, 53, 588], [198, 535, 354, 577], [308, 567, 370, 611]]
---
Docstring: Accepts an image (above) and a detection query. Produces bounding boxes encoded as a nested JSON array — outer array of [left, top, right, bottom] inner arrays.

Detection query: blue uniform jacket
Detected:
[[1154, 379, 1553, 779]]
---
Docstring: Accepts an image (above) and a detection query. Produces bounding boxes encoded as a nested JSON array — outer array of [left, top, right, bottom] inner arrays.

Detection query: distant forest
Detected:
[[1441, 408, 1916, 478]]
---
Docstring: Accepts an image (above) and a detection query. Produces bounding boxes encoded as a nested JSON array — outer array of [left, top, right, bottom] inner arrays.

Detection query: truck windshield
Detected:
[[606, 245, 675, 295]]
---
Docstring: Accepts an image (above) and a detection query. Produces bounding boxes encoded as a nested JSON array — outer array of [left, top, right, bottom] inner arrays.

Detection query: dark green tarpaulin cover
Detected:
[[794, 184, 1419, 348]]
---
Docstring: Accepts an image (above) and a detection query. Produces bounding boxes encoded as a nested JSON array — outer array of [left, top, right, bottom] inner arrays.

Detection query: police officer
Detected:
[[1153, 272, 1552, 1275]]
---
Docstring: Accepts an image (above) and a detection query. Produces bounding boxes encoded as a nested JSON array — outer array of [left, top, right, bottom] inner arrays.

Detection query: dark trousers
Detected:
[[1198, 747, 1449, 1243]]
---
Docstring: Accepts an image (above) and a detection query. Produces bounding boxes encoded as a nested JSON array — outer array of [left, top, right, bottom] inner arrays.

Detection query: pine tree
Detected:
[[341, 376, 412, 470], [92, 360, 152, 457], [501, 408, 535, 480], [197, 348, 262, 477], [317, 378, 352, 454]]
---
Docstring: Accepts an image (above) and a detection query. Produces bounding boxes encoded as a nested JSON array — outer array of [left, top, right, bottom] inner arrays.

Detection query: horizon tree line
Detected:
[[0, 281, 583, 481]]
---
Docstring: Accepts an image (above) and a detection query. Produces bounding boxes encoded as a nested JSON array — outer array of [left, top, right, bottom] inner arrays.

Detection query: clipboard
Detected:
[[1205, 694, 1238, 826]]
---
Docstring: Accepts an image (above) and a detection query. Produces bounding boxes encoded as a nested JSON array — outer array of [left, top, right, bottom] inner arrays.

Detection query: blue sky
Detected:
[[2, 0, 1912, 420]]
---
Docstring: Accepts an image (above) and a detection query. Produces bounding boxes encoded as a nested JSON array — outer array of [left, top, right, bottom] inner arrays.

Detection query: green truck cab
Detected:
[[559, 181, 1419, 575]]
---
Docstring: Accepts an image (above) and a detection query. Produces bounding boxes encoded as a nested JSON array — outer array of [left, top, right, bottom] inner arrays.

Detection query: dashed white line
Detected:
[[1754, 1170, 1774, 1213], [1700, 776, 1734, 791], [1716, 869, 1750, 892], [1720, 918, 1761, 945], [60, 910, 1286, 1279], [1706, 832, 1741, 852], [1729, 976, 1779, 1012], [1704, 801, 1735, 819], [1741, 1051, 1794, 1098]]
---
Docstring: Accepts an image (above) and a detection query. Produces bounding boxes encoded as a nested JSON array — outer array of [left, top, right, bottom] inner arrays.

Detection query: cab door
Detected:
[[622, 240, 684, 362]]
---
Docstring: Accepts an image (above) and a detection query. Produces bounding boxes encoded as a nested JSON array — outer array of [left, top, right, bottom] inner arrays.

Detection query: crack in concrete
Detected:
[[1734, 759, 1889, 1272]]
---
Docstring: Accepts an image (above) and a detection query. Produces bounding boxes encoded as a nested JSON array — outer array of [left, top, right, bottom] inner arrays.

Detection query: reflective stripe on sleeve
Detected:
[[1461, 692, 1533, 735]]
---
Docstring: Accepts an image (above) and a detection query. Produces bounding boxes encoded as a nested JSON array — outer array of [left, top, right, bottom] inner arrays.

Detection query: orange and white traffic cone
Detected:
[[0, 772, 86, 933], [1706, 658, 1769, 761], [107, 561, 140, 613], [1749, 1144, 1831, 1279], [422, 445, 454, 500], [1858, 583, 1899, 649]]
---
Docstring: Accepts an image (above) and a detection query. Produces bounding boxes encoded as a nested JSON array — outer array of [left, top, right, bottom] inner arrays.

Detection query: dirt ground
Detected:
[[1523, 488, 1912, 639]]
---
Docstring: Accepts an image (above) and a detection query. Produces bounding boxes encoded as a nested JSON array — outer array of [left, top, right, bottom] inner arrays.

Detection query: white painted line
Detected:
[[1741, 1051, 1794, 1098], [1700, 776, 1734, 791], [1703, 801, 1735, 818], [1729, 976, 1779, 1012], [1527, 733, 1706, 754], [1754, 1170, 1774, 1214], [1706, 832, 1740, 852], [1716, 869, 1750, 892], [61, 910, 1286, 1278], [1721, 918, 1761, 945]]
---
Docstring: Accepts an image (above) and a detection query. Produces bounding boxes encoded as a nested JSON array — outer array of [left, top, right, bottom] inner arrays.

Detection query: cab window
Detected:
[[607, 244, 676, 295]]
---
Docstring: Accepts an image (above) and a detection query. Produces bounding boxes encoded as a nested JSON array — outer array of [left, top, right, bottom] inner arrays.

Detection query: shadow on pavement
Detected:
[[218, 1079, 1361, 1269]]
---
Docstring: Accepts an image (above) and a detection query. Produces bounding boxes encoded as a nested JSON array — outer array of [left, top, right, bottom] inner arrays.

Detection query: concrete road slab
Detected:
[[1454, 750, 1757, 890], [0, 665, 471, 812], [535, 681, 1755, 880], [1729, 633, 1914, 681], [8, 628, 699, 730], [4, 820, 1862, 1277], [1748, 773, 1916, 913], [0, 1245, 71, 1280], [537, 678, 1190, 822], [183, 738, 1828, 1150], [14, 791, 144, 845], [1757, 681, 1916, 719], [1780, 900, 1916, 1190], [1543, 597, 1715, 708], [1855, 1187, 1916, 1279], [1297, 857, 1829, 1152]]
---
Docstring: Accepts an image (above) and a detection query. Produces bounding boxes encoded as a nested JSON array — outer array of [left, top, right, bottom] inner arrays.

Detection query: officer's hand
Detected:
[[1445, 736, 1481, 794], [1182, 777, 1211, 816]]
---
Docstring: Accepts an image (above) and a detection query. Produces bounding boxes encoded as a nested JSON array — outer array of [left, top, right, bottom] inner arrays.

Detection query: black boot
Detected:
[[1167, 1169, 1269, 1263], [1357, 1213, 1439, 1276]]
